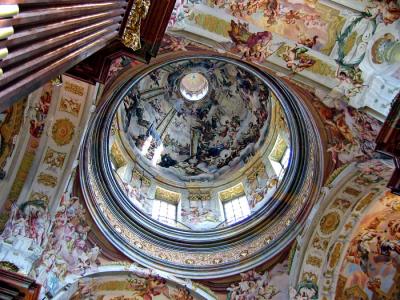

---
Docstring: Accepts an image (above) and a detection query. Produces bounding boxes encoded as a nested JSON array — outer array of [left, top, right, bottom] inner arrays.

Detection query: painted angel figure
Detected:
[[281, 46, 316, 74]]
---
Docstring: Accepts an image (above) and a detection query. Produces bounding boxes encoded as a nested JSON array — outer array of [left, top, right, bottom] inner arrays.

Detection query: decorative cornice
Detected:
[[219, 183, 245, 202], [155, 186, 180, 204], [188, 190, 212, 201]]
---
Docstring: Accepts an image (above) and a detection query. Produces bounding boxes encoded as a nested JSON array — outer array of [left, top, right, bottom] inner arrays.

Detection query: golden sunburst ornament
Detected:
[[51, 118, 75, 146]]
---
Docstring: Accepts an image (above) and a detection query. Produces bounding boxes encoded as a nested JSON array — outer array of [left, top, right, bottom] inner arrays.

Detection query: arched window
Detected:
[[269, 135, 290, 178], [219, 183, 250, 225], [152, 187, 180, 226]]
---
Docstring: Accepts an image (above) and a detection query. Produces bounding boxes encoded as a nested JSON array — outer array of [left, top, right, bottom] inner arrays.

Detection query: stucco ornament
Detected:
[[319, 212, 340, 235], [289, 281, 319, 300], [51, 118, 75, 146]]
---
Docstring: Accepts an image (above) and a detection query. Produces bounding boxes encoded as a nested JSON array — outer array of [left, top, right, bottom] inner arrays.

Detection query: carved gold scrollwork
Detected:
[[155, 187, 180, 204], [121, 0, 151, 51], [219, 183, 245, 202], [188, 190, 211, 201]]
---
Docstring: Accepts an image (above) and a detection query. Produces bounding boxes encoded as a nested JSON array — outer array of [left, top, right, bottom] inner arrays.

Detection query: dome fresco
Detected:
[[120, 58, 272, 183], [110, 57, 292, 231]]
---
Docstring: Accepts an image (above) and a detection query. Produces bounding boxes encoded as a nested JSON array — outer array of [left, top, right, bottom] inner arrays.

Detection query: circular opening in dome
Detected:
[[179, 72, 209, 101]]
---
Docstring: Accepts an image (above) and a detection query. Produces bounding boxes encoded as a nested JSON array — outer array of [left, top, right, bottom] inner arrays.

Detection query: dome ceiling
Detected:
[[80, 54, 325, 278], [121, 58, 271, 183]]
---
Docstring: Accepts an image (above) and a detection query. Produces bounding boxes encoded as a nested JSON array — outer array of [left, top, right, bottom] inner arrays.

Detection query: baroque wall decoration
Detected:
[[43, 147, 67, 169], [24, 74, 95, 221], [169, 0, 400, 118], [59, 96, 82, 117], [0, 82, 55, 231], [51, 118, 75, 146], [0, 99, 26, 176], [335, 191, 400, 300], [290, 159, 396, 300], [37, 173, 58, 188], [319, 212, 340, 235], [31, 193, 100, 297]]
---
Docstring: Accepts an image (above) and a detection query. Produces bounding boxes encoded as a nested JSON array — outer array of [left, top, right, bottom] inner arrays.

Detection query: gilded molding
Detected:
[[121, 0, 151, 51], [188, 190, 211, 201], [219, 183, 245, 202], [247, 161, 266, 182], [269, 135, 288, 162], [111, 143, 127, 168], [132, 169, 151, 186], [155, 187, 180, 204]]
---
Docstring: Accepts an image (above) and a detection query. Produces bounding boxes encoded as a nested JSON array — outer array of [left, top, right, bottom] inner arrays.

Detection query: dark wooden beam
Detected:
[[0, 269, 41, 300]]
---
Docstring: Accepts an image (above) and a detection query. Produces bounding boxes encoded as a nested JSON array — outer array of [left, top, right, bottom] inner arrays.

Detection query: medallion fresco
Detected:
[[51, 118, 75, 146], [335, 191, 400, 300], [121, 58, 271, 182]]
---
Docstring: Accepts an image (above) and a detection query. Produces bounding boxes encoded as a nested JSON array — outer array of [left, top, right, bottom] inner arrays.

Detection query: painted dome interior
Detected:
[[109, 57, 291, 231]]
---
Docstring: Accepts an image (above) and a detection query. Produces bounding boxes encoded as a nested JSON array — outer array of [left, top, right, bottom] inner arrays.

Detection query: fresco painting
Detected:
[[71, 273, 197, 300], [247, 173, 278, 209], [161, 34, 380, 171], [181, 205, 219, 230], [122, 58, 271, 182], [227, 260, 290, 300], [0, 83, 54, 231], [208, 0, 345, 55], [32, 193, 100, 297], [309, 93, 381, 170], [106, 56, 139, 83], [335, 191, 400, 300], [365, 0, 400, 25], [175, 0, 400, 107], [0, 99, 25, 178]]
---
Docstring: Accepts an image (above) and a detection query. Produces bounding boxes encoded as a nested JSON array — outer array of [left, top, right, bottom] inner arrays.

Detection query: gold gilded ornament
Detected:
[[59, 96, 81, 116], [306, 255, 322, 267], [320, 212, 340, 235], [328, 242, 342, 269], [0, 261, 19, 272], [155, 187, 180, 204], [121, 0, 151, 51], [219, 183, 245, 202], [44, 147, 66, 168], [51, 118, 75, 146], [37, 172, 58, 188]]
